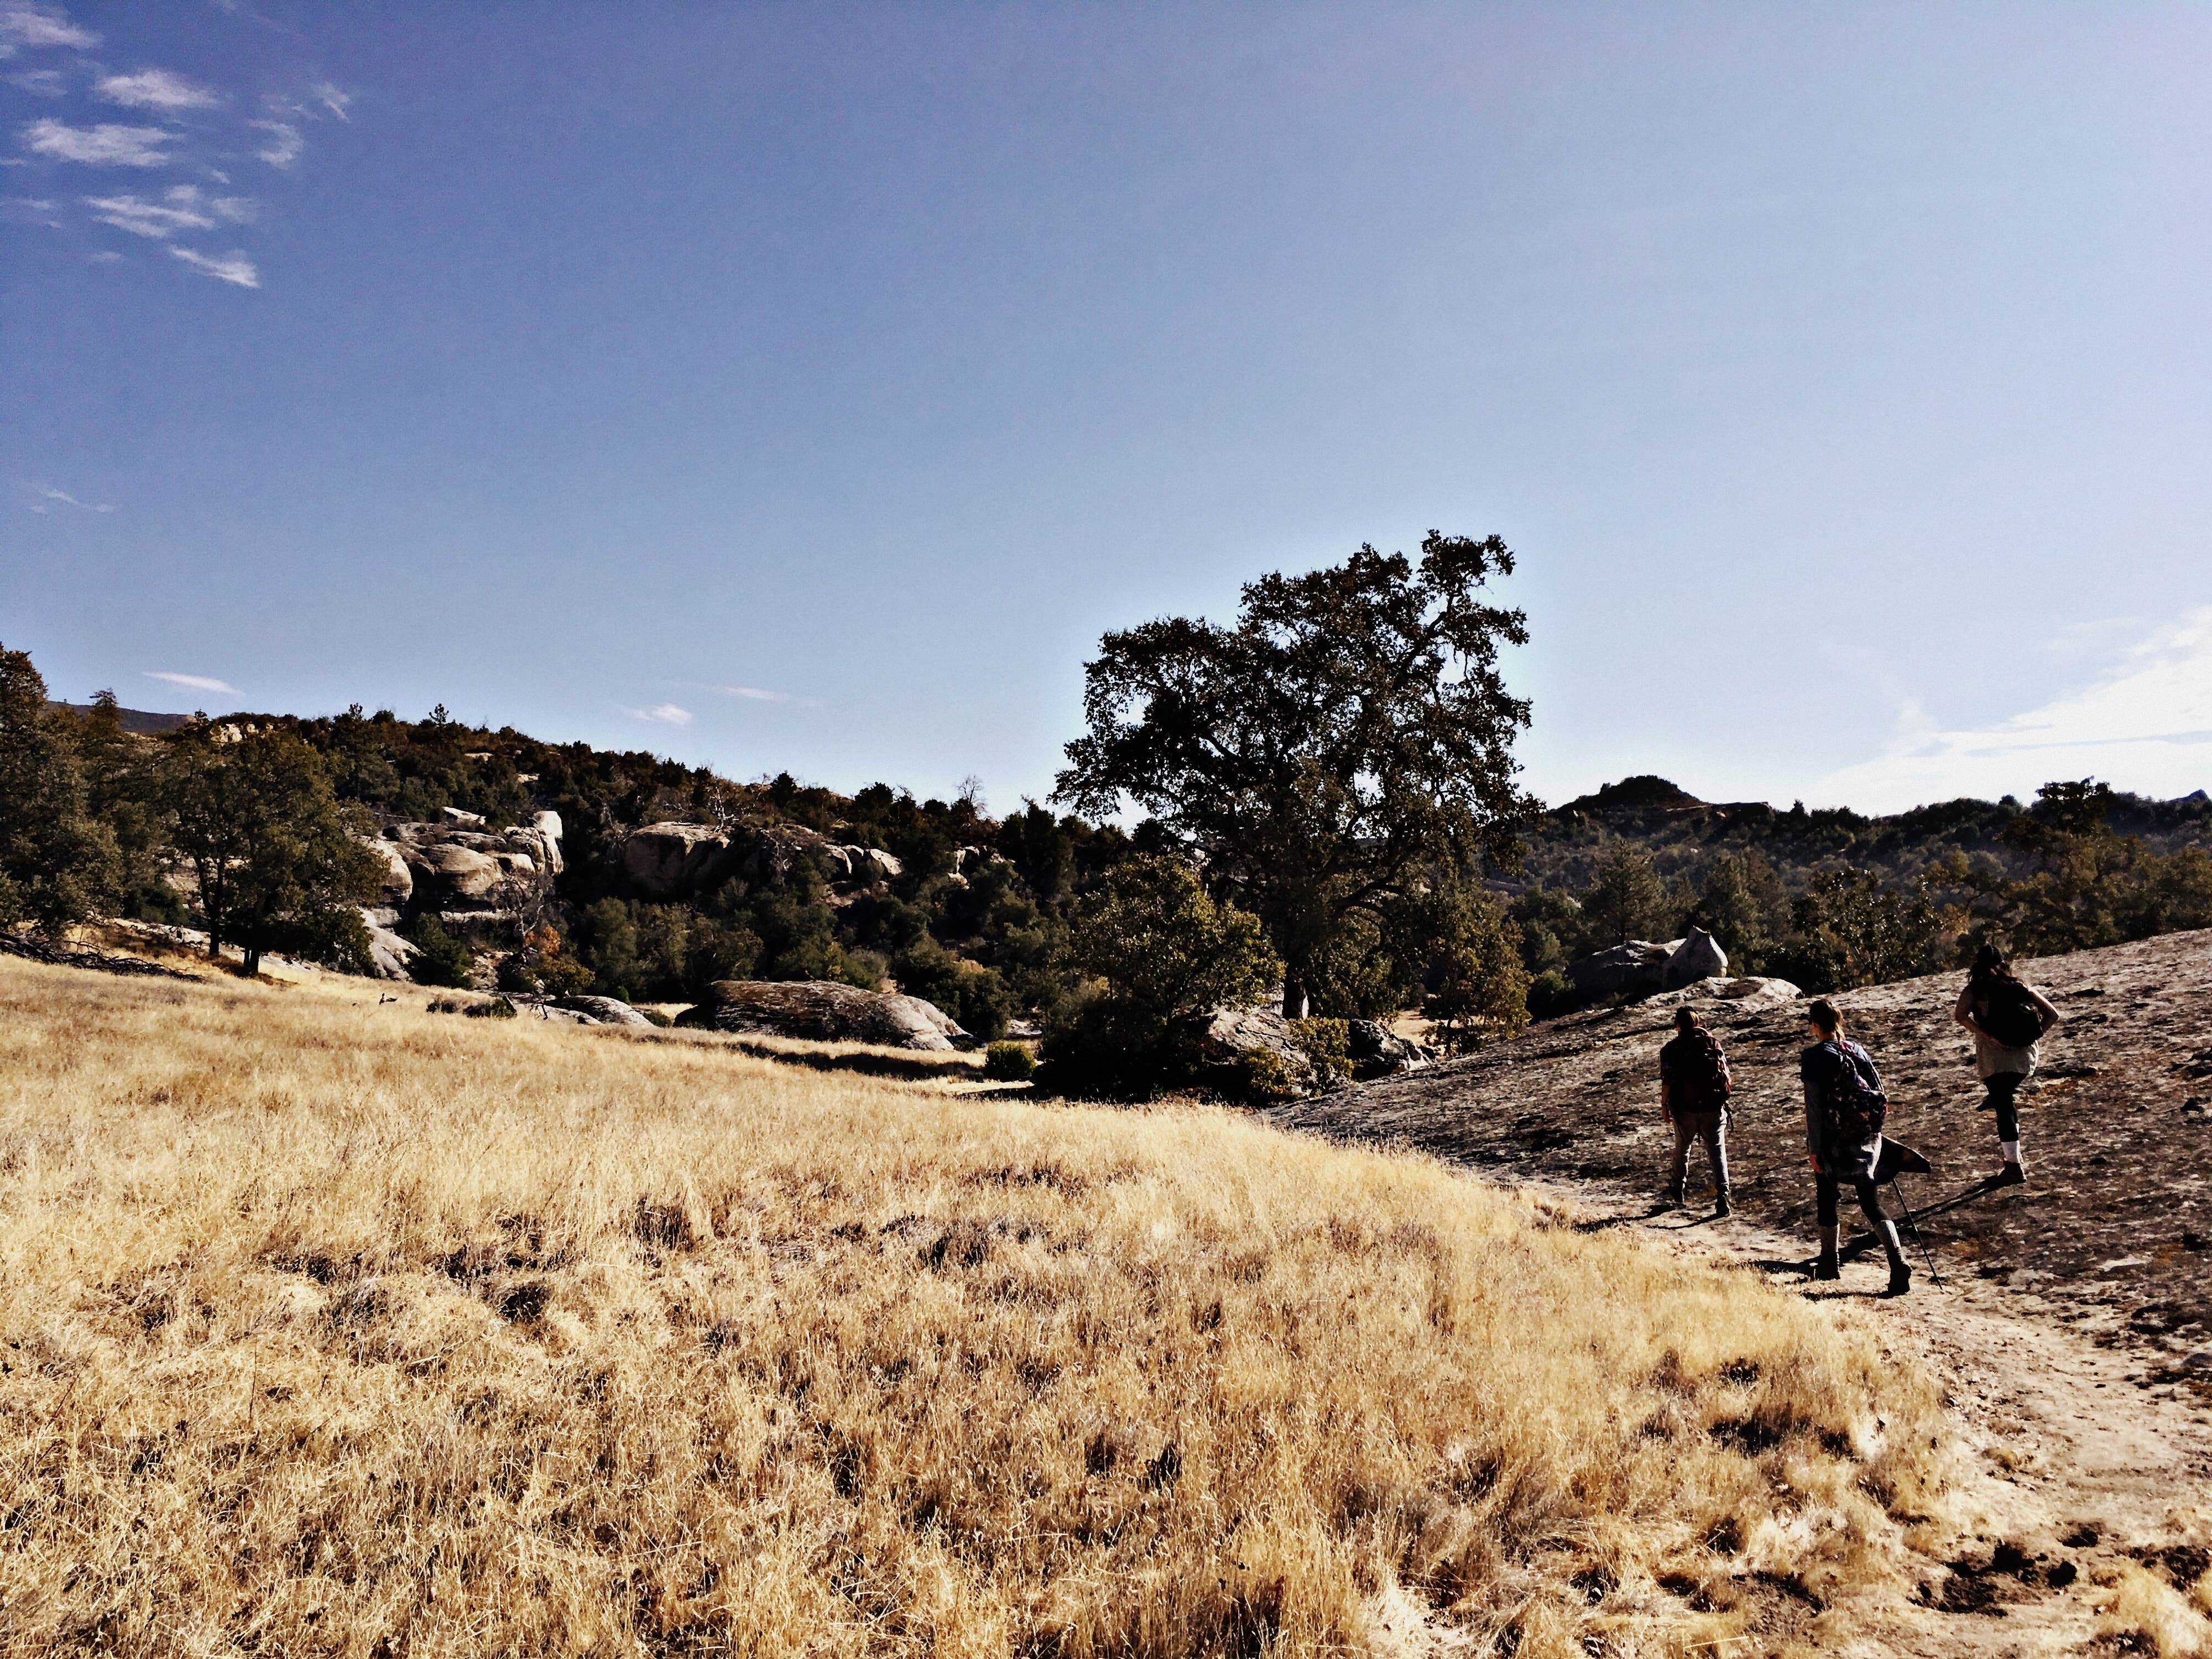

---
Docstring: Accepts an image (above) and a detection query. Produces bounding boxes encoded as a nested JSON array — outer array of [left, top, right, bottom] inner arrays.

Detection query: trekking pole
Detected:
[[1888, 1175, 1945, 1290]]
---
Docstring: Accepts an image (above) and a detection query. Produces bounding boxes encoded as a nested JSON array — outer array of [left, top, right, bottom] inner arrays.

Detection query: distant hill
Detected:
[[47, 701, 196, 735]]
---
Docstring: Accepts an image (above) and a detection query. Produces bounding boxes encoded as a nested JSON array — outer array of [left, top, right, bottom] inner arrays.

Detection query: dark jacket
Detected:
[[1801, 1038, 1884, 1178]]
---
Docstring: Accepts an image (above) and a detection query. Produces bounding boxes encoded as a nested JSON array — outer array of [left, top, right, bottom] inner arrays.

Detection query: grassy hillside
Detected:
[[0, 958, 1966, 1656]]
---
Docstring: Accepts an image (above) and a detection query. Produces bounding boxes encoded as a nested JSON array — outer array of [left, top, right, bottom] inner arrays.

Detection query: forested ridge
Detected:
[[8, 533, 2210, 1100]]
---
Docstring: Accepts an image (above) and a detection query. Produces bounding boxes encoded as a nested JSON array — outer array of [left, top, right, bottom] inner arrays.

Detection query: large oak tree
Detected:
[[1055, 533, 1537, 1016]]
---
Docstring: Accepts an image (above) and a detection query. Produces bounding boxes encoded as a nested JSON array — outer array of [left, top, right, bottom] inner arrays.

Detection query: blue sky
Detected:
[[6, 3, 2209, 815]]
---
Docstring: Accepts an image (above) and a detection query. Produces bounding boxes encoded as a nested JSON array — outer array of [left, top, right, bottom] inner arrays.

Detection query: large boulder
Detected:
[[1661, 927, 1729, 989], [532, 810, 565, 874], [677, 980, 966, 1051], [409, 843, 508, 905], [1348, 1018, 1431, 1080], [1650, 975, 1801, 1013], [359, 911, 419, 980], [1196, 1006, 1319, 1097], [549, 994, 656, 1027], [1566, 940, 1678, 998], [621, 823, 732, 899], [360, 837, 414, 907]]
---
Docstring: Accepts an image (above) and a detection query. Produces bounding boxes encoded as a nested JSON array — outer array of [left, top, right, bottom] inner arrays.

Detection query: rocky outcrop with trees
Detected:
[[8, 524, 2209, 1098]]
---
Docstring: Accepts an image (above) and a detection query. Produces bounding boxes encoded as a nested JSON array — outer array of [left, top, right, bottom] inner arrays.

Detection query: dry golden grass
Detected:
[[0, 956, 1959, 1657]]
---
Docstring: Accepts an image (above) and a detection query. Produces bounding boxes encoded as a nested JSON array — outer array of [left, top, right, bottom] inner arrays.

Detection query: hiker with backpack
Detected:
[[1659, 1007, 1733, 1215], [1953, 943, 2060, 1187], [1801, 998, 1912, 1295]]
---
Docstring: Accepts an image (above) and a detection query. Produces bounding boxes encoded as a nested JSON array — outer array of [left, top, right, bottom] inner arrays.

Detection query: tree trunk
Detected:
[[1281, 971, 1310, 1021], [241, 946, 261, 977]]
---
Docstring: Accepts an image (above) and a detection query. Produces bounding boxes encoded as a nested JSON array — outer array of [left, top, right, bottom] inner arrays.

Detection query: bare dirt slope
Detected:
[[1267, 928, 2212, 1651]]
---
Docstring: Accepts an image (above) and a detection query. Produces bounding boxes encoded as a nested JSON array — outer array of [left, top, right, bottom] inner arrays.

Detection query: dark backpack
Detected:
[[1978, 976, 2044, 1049], [1672, 1032, 1732, 1110], [1818, 1040, 1888, 1142]]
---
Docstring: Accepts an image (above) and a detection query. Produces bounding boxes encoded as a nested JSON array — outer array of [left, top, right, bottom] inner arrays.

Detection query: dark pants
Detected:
[[1814, 1167, 1888, 1228], [1982, 1072, 2025, 1142], [1668, 1109, 1729, 1197]]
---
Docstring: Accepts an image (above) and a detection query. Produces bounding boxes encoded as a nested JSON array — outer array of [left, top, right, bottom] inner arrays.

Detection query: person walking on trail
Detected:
[[1660, 1007, 1733, 1216], [1953, 943, 2060, 1188], [1801, 998, 1912, 1296]]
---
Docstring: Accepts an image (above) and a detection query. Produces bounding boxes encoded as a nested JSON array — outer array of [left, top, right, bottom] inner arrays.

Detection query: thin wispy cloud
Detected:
[[1814, 607, 2212, 812], [96, 68, 224, 112], [86, 184, 253, 238], [6, 7, 349, 289], [0, 3, 97, 53], [628, 703, 695, 727], [169, 244, 257, 286], [145, 670, 236, 693], [718, 685, 792, 703], [22, 483, 114, 513], [251, 117, 299, 167], [21, 118, 174, 166], [1, 191, 61, 226]]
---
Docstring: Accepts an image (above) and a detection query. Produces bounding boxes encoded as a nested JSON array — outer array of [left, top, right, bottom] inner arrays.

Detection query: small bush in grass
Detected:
[[982, 1041, 1035, 1082]]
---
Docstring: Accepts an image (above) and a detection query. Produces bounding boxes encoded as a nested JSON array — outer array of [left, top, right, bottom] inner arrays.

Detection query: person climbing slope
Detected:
[[1658, 1006, 1733, 1216], [1801, 998, 1911, 1296], [1953, 943, 2060, 1187]]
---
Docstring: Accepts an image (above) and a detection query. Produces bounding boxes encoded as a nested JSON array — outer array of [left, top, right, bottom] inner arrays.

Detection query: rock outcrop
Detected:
[[1348, 1018, 1431, 1079], [1661, 927, 1729, 989], [546, 994, 656, 1027], [1566, 940, 1678, 999], [617, 822, 902, 902], [1196, 1006, 1319, 1096], [360, 914, 419, 980], [361, 838, 414, 907], [676, 980, 966, 1050], [622, 823, 734, 899]]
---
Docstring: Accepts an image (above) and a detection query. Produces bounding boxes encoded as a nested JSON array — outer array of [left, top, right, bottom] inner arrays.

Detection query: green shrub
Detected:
[[467, 997, 517, 1020], [1526, 968, 1576, 1020], [1235, 1047, 1300, 1105], [640, 1006, 674, 1028], [402, 913, 474, 989], [1288, 1017, 1350, 1083], [982, 1041, 1036, 1082], [1042, 858, 1281, 1101]]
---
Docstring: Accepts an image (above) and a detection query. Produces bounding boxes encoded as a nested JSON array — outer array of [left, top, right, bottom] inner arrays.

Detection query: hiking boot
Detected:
[[1990, 1163, 2026, 1189], [1713, 1193, 1731, 1219], [1660, 1188, 1684, 1210], [1812, 1224, 1840, 1282], [1879, 1222, 1911, 1297]]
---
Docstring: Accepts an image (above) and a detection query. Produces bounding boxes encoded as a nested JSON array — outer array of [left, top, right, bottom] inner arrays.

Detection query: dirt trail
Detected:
[[1266, 930, 2212, 1655], [1524, 1173, 2212, 1655]]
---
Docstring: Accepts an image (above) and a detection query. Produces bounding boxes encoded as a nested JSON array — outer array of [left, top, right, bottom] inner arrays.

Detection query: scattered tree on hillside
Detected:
[[1690, 849, 1792, 972], [1768, 869, 1946, 993], [1421, 883, 1531, 1052], [165, 728, 382, 975], [1936, 778, 2212, 957], [1055, 533, 1537, 1017], [1582, 842, 1665, 947], [0, 646, 119, 932]]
